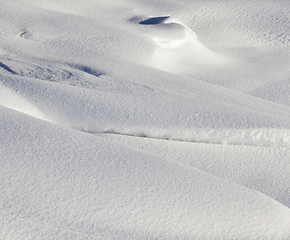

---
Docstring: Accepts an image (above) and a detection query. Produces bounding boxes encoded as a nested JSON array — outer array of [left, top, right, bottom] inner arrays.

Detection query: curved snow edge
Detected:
[[0, 83, 50, 122], [88, 127, 290, 148]]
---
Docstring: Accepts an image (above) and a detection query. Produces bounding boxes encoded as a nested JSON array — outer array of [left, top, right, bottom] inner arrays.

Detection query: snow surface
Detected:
[[1, 0, 290, 239]]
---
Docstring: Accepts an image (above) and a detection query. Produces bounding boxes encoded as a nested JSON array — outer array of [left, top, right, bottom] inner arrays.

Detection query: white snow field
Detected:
[[1, 0, 290, 239]]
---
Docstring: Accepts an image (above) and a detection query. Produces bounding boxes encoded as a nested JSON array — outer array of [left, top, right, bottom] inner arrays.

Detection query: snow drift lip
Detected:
[[137, 16, 233, 73], [82, 127, 290, 148], [139, 16, 170, 25]]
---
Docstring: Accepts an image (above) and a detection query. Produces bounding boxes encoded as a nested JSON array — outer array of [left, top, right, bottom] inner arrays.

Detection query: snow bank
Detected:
[[2, 67, 290, 133], [101, 132, 290, 208], [1, 106, 290, 239]]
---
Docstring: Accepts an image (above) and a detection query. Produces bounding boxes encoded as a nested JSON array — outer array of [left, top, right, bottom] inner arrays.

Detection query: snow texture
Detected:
[[1, 0, 290, 239]]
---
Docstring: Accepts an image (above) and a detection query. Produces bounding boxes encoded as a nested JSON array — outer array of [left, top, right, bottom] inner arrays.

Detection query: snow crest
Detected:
[[97, 127, 290, 148], [134, 16, 234, 74]]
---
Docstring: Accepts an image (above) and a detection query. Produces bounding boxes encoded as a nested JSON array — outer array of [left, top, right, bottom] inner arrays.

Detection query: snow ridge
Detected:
[[91, 127, 290, 148]]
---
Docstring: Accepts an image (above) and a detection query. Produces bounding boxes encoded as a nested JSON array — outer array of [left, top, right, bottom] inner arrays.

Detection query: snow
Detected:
[[1, 0, 290, 239]]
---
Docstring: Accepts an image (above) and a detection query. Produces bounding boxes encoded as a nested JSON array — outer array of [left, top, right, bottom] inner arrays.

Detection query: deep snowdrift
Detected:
[[1, 0, 290, 239]]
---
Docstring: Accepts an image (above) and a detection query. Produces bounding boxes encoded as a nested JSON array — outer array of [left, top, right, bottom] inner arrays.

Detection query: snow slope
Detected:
[[1, 0, 290, 239]]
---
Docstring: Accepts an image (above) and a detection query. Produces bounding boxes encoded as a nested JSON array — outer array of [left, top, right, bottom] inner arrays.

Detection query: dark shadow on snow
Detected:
[[139, 16, 170, 25], [70, 64, 105, 77], [0, 61, 18, 75]]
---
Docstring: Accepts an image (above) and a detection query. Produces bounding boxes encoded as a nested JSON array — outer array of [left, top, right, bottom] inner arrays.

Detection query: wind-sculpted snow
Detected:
[[100, 131, 290, 209], [98, 127, 290, 148], [130, 15, 233, 74], [1, 62, 290, 148], [2, 0, 290, 239], [0, 58, 73, 81], [1, 75, 289, 148], [1, 107, 290, 239]]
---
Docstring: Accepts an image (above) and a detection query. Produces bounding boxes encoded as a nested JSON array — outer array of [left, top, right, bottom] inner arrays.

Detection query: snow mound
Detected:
[[1, 107, 290, 239], [133, 16, 233, 73]]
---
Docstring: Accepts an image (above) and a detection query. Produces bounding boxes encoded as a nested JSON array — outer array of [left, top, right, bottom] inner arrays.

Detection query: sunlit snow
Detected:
[[1, 0, 290, 239]]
